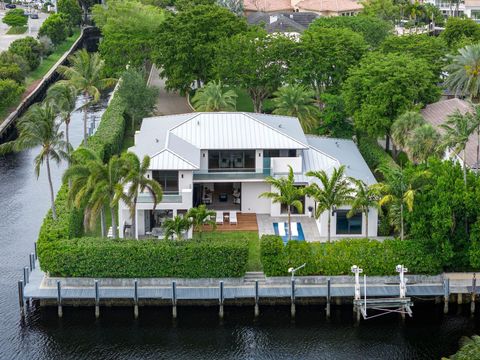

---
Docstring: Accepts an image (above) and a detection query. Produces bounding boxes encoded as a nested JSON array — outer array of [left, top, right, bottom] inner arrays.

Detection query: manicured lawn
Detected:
[[6, 26, 27, 34], [25, 29, 81, 86]]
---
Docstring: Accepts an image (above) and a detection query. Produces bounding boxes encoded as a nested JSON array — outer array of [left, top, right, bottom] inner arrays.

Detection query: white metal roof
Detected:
[[150, 149, 199, 170]]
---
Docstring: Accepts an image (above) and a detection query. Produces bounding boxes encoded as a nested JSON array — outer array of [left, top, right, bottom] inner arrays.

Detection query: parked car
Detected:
[[5, 3, 17, 8], [29, 13, 38, 19]]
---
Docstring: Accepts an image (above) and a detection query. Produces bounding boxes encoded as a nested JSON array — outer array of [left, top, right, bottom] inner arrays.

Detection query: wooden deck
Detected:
[[202, 213, 258, 232]]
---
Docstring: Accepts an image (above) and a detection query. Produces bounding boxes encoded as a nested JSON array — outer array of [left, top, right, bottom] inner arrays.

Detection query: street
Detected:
[[0, 6, 47, 51]]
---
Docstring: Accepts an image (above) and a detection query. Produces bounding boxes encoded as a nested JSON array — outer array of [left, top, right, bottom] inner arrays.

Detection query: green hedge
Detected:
[[357, 137, 398, 179], [38, 237, 249, 278], [260, 236, 443, 276]]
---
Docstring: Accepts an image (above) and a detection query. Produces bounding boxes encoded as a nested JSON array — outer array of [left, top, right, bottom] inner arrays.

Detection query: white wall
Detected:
[[255, 150, 263, 171], [179, 171, 193, 191], [200, 150, 208, 170], [241, 182, 271, 213], [314, 206, 378, 238], [272, 156, 302, 174]]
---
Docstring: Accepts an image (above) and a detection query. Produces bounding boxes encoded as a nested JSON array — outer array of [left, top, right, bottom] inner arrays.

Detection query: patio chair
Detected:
[[278, 222, 286, 237], [216, 211, 224, 224], [291, 222, 299, 237], [229, 211, 237, 225]]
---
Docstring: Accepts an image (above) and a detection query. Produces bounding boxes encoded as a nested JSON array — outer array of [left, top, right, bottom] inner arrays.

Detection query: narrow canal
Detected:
[[0, 47, 479, 360]]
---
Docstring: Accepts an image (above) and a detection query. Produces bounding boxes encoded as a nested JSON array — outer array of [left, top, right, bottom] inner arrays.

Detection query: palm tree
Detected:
[[57, 49, 116, 146], [122, 152, 163, 238], [305, 166, 353, 242], [375, 165, 428, 240], [391, 111, 425, 153], [163, 215, 191, 240], [191, 80, 237, 112], [440, 110, 476, 185], [260, 166, 304, 241], [187, 204, 216, 237], [348, 179, 379, 239], [45, 81, 78, 154], [271, 84, 320, 133], [0, 102, 68, 220], [444, 44, 480, 101], [406, 124, 442, 164]]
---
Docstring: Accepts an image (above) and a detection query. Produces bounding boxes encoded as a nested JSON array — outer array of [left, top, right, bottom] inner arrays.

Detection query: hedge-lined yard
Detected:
[[357, 136, 398, 180], [260, 236, 444, 276], [39, 237, 249, 278]]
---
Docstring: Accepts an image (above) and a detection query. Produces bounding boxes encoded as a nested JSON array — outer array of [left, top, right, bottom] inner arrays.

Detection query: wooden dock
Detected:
[[202, 213, 258, 232]]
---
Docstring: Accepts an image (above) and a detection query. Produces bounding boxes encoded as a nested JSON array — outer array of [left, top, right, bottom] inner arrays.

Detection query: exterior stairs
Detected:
[[244, 271, 266, 285]]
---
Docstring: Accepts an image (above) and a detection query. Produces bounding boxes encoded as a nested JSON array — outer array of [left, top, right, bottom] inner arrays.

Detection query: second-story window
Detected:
[[152, 170, 179, 194]]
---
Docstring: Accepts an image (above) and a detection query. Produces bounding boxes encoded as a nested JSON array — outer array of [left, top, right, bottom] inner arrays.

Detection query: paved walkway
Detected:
[[147, 65, 192, 116], [0, 7, 48, 51]]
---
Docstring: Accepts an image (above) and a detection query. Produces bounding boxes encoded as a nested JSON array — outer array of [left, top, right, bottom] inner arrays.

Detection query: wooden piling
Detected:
[[134, 279, 139, 319], [471, 274, 476, 316], [219, 281, 224, 319], [291, 279, 296, 318], [457, 293, 463, 305], [18, 280, 24, 316], [326, 278, 331, 319], [94, 280, 100, 319], [443, 278, 449, 314], [57, 280, 63, 318], [172, 281, 177, 319], [254, 280, 259, 317]]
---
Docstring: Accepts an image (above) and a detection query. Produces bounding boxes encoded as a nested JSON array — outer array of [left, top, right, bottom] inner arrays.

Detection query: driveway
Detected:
[[148, 65, 192, 116], [0, 7, 48, 51]]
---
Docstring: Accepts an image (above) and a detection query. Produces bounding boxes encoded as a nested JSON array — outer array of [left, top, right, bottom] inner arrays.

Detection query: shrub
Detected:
[[260, 236, 444, 277], [357, 136, 398, 179], [0, 62, 24, 83], [39, 14, 68, 45], [9, 37, 42, 71], [57, 0, 82, 28], [38, 237, 249, 278], [2, 9, 27, 27], [0, 79, 24, 112]]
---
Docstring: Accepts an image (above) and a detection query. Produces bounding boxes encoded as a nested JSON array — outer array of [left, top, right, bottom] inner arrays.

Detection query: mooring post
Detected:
[[291, 279, 296, 318], [254, 280, 259, 317], [23, 267, 29, 286], [172, 281, 177, 319], [471, 274, 476, 316], [94, 280, 100, 319], [57, 280, 63, 318], [134, 279, 139, 319], [30, 253, 35, 269], [326, 277, 331, 319], [219, 281, 224, 319], [444, 278, 450, 314], [28, 254, 33, 272], [34, 242, 38, 260], [18, 280, 24, 316]]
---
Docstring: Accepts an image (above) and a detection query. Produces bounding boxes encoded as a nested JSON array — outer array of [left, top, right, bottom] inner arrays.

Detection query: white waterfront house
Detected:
[[119, 112, 378, 240]]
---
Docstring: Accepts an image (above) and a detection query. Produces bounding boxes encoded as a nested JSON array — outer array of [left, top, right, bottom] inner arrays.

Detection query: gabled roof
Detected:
[[296, 0, 362, 12], [150, 149, 199, 170], [247, 12, 313, 33], [244, 0, 293, 12]]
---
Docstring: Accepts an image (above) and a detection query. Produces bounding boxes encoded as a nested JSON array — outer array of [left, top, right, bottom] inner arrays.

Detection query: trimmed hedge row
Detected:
[[357, 136, 398, 179], [38, 237, 249, 278], [260, 236, 443, 276]]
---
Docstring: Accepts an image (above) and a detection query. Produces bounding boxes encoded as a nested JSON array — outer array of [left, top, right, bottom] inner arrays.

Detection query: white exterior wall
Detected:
[[272, 156, 302, 174], [241, 182, 271, 213], [255, 150, 263, 171], [200, 150, 208, 170], [314, 206, 378, 238]]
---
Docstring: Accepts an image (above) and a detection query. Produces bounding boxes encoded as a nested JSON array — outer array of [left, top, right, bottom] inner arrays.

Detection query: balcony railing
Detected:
[[137, 192, 183, 204], [193, 168, 271, 181]]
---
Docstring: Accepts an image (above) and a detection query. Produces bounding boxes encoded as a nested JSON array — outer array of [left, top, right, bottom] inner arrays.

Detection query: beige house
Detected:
[[244, 0, 363, 16]]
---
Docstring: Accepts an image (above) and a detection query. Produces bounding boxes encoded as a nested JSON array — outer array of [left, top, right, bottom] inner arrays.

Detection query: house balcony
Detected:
[[192, 168, 271, 181], [137, 191, 184, 204]]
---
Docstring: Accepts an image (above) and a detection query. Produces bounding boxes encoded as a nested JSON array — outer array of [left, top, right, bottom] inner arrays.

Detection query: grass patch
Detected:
[[25, 29, 81, 86], [6, 26, 27, 34]]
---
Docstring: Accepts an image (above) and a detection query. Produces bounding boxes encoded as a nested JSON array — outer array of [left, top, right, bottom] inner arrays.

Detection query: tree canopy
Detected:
[[38, 14, 68, 45], [154, 4, 247, 93], [2, 9, 27, 27], [58, 0, 82, 28], [9, 37, 42, 71], [441, 17, 480, 49]]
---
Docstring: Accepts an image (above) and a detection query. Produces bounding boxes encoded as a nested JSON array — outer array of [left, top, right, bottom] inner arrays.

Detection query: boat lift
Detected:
[[352, 264, 413, 320]]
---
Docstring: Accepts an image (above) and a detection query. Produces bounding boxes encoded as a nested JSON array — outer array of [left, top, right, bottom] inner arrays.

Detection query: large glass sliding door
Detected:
[[208, 150, 255, 172]]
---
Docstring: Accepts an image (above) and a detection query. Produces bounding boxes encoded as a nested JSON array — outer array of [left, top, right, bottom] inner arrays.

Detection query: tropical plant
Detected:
[[375, 165, 428, 240], [391, 111, 425, 151], [444, 44, 480, 101], [57, 49, 116, 146], [191, 80, 237, 112], [260, 166, 304, 241], [406, 123, 442, 164], [187, 204, 216, 237], [122, 152, 163, 238], [445, 334, 480, 360], [271, 84, 320, 133], [440, 110, 476, 184], [163, 215, 191, 240], [305, 166, 353, 242], [348, 179, 379, 238], [0, 102, 68, 220], [46, 81, 78, 154]]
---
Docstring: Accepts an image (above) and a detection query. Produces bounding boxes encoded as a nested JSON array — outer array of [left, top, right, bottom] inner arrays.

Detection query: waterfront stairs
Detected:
[[244, 271, 266, 285]]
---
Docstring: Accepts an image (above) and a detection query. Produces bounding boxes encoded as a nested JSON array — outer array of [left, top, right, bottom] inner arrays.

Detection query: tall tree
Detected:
[[391, 111, 425, 152], [406, 123, 442, 164], [271, 84, 320, 133], [306, 166, 352, 242], [342, 52, 439, 152], [348, 178, 379, 238], [260, 166, 304, 241], [360, 0, 399, 22], [0, 102, 68, 220], [122, 153, 163, 238], [117, 67, 158, 133], [58, 49, 116, 146], [38, 14, 68, 45], [187, 204, 216, 237], [441, 17, 480, 49], [214, 29, 294, 112], [46, 82, 78, 154], [191, 80, 237, 111], [445, 44, 480, 101], [57, 0, 82, 29], [154, 4, 247, 93]]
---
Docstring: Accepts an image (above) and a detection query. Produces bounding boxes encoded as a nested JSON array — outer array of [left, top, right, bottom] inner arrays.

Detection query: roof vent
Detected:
[[278, 124, 283, 128], [335, 141, 339, 147], [197, 120, 200, 126], [155, 138, 159, 143]]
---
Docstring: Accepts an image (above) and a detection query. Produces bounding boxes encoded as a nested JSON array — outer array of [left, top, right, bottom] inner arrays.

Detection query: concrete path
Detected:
[[147, 65, 192, 116]]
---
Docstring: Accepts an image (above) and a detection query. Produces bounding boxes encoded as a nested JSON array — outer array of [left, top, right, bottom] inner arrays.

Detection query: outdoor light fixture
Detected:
[[288, 263, 306, 280]]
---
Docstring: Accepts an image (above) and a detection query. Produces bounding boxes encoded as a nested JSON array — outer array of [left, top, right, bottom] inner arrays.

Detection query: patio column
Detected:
[[135, 209, 139, 239]]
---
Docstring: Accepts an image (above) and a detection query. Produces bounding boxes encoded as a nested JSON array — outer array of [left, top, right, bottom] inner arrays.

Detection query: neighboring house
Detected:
[[465, 0, 480, 19], [423, 0, 465, 17], [421, 98, 479, 168], [119, 112, 378, 240], [244, 0, 362, 16], [247, 11, 320, 34]]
